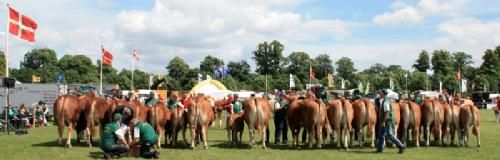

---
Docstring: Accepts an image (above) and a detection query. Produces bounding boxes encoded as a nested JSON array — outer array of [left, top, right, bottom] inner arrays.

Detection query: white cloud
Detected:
[[437, 17, 500, 44], [113, 0, 353, 73], [373, 0, 466, 26]]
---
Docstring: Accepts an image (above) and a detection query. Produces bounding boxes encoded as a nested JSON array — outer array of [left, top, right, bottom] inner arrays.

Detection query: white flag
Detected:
[[148, 75, 154, 87], [439, 81, 443, 93], [390, 78, 394, 90], [198, 73, 203, 82], [461, 79, 467, 92], [206, 75, 212, 80], [341, 78, 345, 89], [289, 74, 295, 88], [365, 82, 370, 95], [426, 69, 434, 76]]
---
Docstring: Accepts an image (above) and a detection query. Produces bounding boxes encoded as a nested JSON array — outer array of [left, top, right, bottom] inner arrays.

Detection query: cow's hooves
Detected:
[[204, 146, 208, 150], [262, 146, 266, 149]]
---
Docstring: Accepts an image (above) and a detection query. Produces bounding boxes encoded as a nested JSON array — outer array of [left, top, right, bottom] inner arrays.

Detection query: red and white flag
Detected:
[[132, 49, 139, 60], [102, 46, 113, 65], [309, 65, 316, 79], [8, 6, 38, 43]]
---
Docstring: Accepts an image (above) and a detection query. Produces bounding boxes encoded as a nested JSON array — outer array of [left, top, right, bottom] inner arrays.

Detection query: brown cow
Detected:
[[459, 105, 480, 147], [288, 98, 331, 149], [148, 102, 171, 149], [327, 99, 353, 149], [391, 102, 401, 141], [421, 99, 444, 146], [447, 103, 460, 146], [227, 113, 245, 145], [441, 102, 453, 146], [244, 97, 271, 149], [86, 97, 114, 147], [187, 95, 215, 149], [129, 100, 150, 122], [213, 99, 227, 128], [351, 99, 377, 148], [398, 101, 421, 147], [54, 93, 96, 148], [167, 107, 188, 146]]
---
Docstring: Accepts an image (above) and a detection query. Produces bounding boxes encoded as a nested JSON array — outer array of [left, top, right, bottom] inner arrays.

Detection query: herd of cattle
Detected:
[[52, 92, 481, 151]]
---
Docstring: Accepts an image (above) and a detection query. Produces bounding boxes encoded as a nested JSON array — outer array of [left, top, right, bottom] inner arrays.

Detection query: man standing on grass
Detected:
[[376, 89, 405, 154], [100, 114, 129, 160]]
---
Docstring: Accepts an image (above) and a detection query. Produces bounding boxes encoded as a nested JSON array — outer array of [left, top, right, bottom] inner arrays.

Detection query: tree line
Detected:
[[1, 41, 499, 94]]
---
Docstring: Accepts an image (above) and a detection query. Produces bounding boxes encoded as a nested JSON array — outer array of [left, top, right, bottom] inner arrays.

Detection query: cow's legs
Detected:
[[343, 128, 350, 150], [172, 126, 178, 146], [66, 123, 74, 148], [316, 125, 323, 148], [474, 125, 480, 147], [248, 126, 254, 146], [425, 126, 430, 147], [357, 129, 363, 148], [261, 127, 267, 149], [157, 129, 163, 149], [413, 126, 420, 147], [202, 126, 208, 149], [190, 125, 196, 149], [336, 128, 341, 148], [57, 122, 64, 145], [86, 127, 92, 147], [368, 124, 375, 148]]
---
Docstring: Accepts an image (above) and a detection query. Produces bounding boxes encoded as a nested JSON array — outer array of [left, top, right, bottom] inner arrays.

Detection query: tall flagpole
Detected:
[[99, 46, 103, 95], [131, 52, 135, 90], [4, 3, 11, 134]]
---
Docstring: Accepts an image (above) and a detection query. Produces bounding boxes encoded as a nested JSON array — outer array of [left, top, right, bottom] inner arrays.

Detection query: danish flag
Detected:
[[132, 49, 139, 60], [101, 46, 113, 65], [8, 6, 38, 43]]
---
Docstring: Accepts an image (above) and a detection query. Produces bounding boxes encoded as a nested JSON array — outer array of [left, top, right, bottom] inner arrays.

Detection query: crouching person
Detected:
[[101, 114, 129, 160], [130, 119, 160, 159]]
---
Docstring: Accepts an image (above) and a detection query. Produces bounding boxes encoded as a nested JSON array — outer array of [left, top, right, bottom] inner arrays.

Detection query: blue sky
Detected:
[[2, 0, 500, 74]]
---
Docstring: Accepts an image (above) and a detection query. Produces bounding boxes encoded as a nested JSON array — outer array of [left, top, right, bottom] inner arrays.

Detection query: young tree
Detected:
[[252, 40, 285, 76], [314, 54, 334, 80], [413, 50, 430, 72], [335, 57, 357, 88], [199, 55, 224, 75]]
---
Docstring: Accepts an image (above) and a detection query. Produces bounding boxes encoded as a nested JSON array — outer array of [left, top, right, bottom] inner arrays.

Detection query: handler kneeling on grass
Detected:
[[130, 119, 159, 159], [101, 113, 129, 159]]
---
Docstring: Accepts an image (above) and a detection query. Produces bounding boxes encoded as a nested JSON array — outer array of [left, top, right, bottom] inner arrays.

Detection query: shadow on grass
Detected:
[[88, 151, 103, 159], [31, 140, 92, 148]]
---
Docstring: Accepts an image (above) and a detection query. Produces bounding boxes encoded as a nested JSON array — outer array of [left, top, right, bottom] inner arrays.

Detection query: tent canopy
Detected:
[[189, 80, 231, 100]]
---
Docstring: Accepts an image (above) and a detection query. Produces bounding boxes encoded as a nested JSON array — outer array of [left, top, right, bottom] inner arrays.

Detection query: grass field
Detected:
[[1, 110, 499, 160]]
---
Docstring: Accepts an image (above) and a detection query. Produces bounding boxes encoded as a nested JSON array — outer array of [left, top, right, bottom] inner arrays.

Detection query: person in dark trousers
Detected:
[[100, 114, 129, 160], [274, 93, 288, 144], [130, 119, 159, 159], [376, 89, 405, 154]]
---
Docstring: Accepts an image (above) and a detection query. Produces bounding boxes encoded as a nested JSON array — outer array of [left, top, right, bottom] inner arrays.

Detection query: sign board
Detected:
[[0, 83, 60, 115]]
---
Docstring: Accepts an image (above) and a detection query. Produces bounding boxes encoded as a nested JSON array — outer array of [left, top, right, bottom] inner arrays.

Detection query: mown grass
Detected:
[[0, 110, 499, 160]]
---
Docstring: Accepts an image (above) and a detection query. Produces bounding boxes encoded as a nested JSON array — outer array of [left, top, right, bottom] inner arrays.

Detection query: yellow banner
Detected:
[[327, 74, 334, 88], [32, 75, 41, 83]]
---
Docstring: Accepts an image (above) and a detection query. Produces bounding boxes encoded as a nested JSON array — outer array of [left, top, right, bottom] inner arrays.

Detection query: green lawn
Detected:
[[1, 110, 499, 160]]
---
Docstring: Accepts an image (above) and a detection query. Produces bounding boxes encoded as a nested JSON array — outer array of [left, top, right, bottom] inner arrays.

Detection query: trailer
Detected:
[[0, 84, 63, 115]]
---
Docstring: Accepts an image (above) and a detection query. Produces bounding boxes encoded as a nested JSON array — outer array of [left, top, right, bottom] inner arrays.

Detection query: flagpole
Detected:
[[100, 46, 103, 95], [4, 3, 10, 134], [131, 55, 135, 90]]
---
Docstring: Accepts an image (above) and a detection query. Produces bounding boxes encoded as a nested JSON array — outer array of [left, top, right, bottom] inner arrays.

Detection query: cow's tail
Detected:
[[253, 98, 261, 129], [88, 100, 98, 138], [319, 100, 332, 135], [148, 106, 158, 132], [470, 105, 476, 127]]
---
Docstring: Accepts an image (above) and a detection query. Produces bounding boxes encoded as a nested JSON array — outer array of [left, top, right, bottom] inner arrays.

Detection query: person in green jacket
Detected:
[[376, 89, 405, 154], [100, 114, 129, 160], [130, 119, 159, 159]]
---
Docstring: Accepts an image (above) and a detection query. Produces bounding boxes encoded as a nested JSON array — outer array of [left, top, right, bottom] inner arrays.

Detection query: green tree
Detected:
[[167, 57, 190, 80], [314, 54, 334, 80], [431, 50, 453, 77], [478, 46, 500, 91], [227, 60, 250, 82], [452, 52, 473, 72], [287, 52, 312, 84], [199, 55, 224, 76], [252, 40, 285, 76], [335, 57, 357, 88], [408, 72, 427, 91], [59, 54, 98, 83], [17, 48, 60, 83], [413, 50, 431, 72]]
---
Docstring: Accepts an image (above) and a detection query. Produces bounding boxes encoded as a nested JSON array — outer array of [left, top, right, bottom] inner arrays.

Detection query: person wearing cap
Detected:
[[376, 89, 405, 154], [145, 92, 158, 106], [129, 119, 159, 159], [273, 93, 288, 144], [100, 113, 129, 160], [167, 93, 184, 110]]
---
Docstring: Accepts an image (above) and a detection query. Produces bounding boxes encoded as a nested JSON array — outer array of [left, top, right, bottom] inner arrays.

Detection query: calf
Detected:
[[227, 113, 245, 145], [244, 97, 271, 149], [167, 107, 187, 146]]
